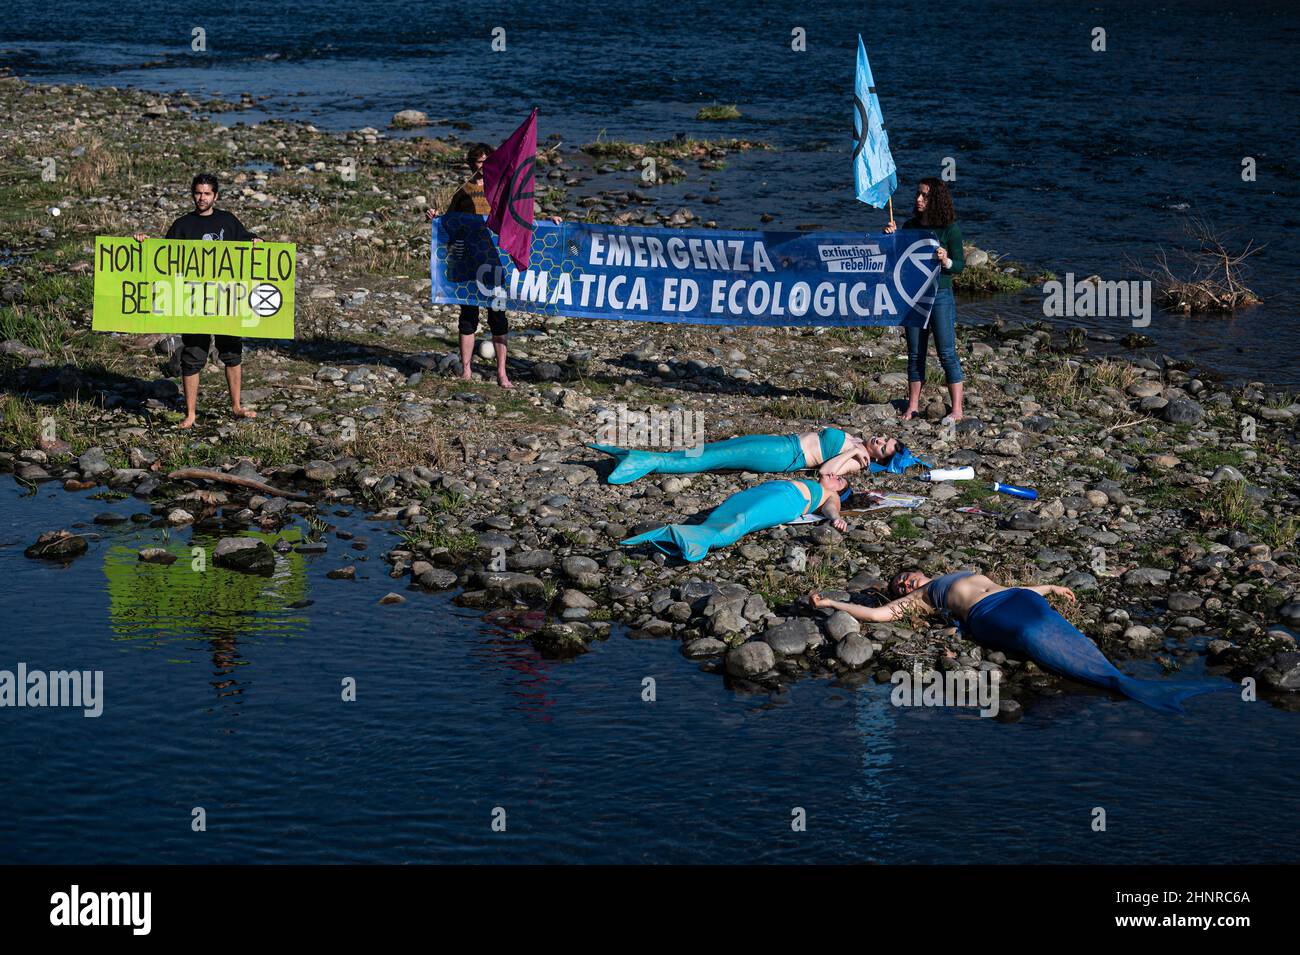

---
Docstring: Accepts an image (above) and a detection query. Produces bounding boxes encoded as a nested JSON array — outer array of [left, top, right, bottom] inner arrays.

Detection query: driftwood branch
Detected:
[[167, 468, 307, 500]]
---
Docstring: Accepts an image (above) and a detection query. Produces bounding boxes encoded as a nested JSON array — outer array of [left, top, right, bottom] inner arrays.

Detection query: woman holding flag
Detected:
[[427, 117, 561, 390], [885, 178, 965, 422]]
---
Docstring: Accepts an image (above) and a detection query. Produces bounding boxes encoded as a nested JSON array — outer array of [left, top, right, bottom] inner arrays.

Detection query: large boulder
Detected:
[[1162, 399, 1204, 425], [726, 641, 776, 678], [761, 618, 822, 655], [25, 529, 88, 561], [836, 633, 875, 668], [212, 537, 276, 575], [478, 570, 546, 603], [392, 109, 430, 128]]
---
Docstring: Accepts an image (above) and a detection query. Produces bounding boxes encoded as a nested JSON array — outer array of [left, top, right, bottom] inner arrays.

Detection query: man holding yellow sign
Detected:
[[95, 172, 295, 429]]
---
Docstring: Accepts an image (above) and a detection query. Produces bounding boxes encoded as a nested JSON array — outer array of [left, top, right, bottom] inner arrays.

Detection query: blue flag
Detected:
[[853, 35, 898, 209]]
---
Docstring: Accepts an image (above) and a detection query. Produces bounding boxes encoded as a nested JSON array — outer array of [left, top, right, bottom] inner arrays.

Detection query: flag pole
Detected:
[[888, 197, 894, 227]]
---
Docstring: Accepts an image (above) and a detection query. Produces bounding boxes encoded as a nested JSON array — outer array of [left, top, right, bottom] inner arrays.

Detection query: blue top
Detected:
[[798, 479, 823, 513], [818, 427, 847, 462], [926, 571, 974, 614]]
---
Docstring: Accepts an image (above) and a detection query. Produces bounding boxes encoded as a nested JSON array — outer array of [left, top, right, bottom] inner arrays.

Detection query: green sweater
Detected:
[[904, 217, 964, 289]]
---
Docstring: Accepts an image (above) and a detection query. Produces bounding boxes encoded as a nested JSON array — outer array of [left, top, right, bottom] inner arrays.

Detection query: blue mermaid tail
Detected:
[[964, 589, 1230, 714], [589, 434, 806, 485], [621, 480, 813, 562]]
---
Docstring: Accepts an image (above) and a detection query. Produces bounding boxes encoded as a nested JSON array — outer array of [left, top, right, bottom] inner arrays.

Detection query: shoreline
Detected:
[[3, 75, 1298, 715]]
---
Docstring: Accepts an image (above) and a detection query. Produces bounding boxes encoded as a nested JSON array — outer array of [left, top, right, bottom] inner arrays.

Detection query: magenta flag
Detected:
[[482, 107, 538, 270]]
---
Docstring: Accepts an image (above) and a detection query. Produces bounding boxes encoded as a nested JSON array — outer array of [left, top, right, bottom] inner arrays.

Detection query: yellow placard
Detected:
[[92, 236, 295, 338]]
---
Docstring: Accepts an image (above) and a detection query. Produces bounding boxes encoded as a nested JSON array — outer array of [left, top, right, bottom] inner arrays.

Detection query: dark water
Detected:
[[1, 0, 1297, 387], [1, 479, 1296, 864]]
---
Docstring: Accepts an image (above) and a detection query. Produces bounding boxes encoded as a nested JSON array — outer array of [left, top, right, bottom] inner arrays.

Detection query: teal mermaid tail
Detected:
[[586, 444, 660, 484], [965, 589, 1232, 714], [589, 434, 806, 485], [621, 480, 811, 562]]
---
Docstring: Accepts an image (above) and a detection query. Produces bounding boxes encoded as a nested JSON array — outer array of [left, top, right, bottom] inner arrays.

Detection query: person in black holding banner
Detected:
[[426, 143, 562, 390], [134, 172, 261, 429]]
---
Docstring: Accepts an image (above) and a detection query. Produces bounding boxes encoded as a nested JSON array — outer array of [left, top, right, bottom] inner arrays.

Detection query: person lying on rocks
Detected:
[[621, 473, 852, 562], [809, 570, 1231, 713], [591, 428, 925, 485]]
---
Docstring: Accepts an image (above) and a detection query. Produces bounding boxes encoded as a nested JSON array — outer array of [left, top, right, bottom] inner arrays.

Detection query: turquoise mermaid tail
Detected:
[[589, 434, 806, 485], [620, 480, 811, 562], [964, 589, 1231, 714]]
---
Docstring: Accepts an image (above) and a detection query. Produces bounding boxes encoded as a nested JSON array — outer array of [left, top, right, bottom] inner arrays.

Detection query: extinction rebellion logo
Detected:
[[895, 237, 941, 313], [507, 156, 536, 229], [817, 242, 886, 274], [248, 283, 282, 317]]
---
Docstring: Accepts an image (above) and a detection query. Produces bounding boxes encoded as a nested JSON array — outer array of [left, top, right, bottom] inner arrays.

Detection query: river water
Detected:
[[2, 0, 1297, 386], [1, 479, 1295, 864]]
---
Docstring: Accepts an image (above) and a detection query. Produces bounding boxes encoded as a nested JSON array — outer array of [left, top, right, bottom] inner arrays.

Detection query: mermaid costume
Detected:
[[939, 577, 1230, 714], [621, 479, 831, 562], [590, 429, 849, 485]]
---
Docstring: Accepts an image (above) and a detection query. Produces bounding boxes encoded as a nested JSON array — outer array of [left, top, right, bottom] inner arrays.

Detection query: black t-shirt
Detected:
[[164, 208, 255, 242]]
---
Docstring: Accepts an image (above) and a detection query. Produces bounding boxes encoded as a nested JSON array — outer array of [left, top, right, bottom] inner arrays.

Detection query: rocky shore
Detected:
[[3, 76, 1298, 716]]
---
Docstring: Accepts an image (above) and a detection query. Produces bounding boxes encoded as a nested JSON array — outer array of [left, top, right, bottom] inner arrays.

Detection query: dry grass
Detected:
[[1037, 359, 1085, 407], [349, 414, 451, 472], [1090, 358, 1140, 392], [58, 131, 128, 193], [1136, 216, 1262, 313]]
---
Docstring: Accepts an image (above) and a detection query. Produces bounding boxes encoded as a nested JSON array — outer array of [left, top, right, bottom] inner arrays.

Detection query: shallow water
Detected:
[[2, 0, 1297, 386], [1, 478, 1296, 864]]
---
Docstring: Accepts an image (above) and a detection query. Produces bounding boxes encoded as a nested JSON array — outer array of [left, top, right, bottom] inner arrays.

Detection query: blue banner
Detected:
[[431, 213, 940, 328]]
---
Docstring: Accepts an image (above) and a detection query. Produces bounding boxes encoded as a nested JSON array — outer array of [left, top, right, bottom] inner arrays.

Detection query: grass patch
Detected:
[[397, 526, 477, 557], [150, 421, 311, 470], [889, 514, 921, 539], [1204, 480, 1256, 527], [762, 397, 831, 421], [1089, 359, 1140, 392], [1252, 514, 1299, 552], [952, 483, 997, 508], [1181, 446, 1246, 471], [349, 414, 451, 472], [696, 103, 742, 121], [0, 394, 41, 448]]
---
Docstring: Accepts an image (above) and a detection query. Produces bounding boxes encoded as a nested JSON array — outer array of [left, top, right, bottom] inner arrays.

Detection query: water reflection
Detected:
[[851, 686, 899, 842], [102, 526, 311, 703], [473, 608, 558, 721]]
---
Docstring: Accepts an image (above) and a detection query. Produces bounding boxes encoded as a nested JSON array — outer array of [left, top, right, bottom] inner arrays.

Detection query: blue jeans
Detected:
[[905, 287, 963, 384]]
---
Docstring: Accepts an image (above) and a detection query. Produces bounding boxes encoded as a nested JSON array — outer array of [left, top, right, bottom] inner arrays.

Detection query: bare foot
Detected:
[[232, 407, 258, 419], [460, 370, 473, 381], [497, 375, 513, 390], [178, 415, 196, 430], [900, 406, 919, 421], [942, 411, 963, 424]]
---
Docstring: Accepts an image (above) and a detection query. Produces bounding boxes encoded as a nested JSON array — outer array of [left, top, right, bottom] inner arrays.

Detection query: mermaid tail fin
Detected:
[[620, 524, 715, 562], [1112, 676, 1233, 715], [587, 444, 662, 485]]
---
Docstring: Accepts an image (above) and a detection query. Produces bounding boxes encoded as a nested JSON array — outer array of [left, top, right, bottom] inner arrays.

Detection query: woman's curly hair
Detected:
[[916, 177, 955, 228]]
